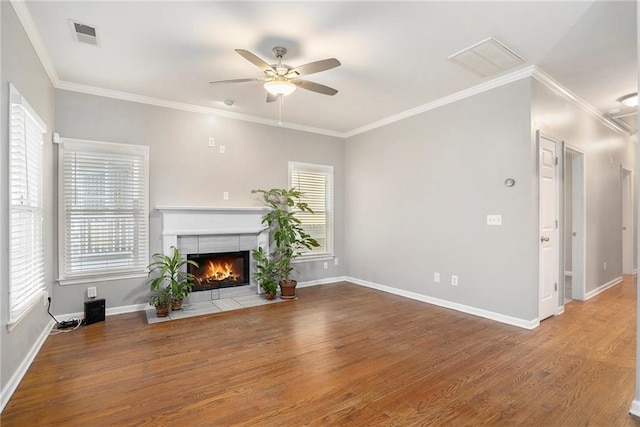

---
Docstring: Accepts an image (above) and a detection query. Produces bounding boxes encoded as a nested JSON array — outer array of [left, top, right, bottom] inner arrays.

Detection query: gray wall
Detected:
[[532, 80, 637, 295], [53, 90, 345, 314], [345, 79, 538, 321], [1, 2, 56, 402]]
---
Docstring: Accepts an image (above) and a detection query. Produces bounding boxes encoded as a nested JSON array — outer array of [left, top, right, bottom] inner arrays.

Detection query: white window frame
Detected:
[[288, 161, 334, 260], [58, 138, 149, 285], [8, 84, 47, 329]]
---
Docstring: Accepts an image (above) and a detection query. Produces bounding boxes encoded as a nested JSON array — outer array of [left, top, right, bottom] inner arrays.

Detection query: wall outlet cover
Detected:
[[487, 214, 502, 226]]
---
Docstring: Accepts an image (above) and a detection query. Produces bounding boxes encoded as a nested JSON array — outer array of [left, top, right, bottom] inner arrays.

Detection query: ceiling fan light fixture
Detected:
[[619, 93, 638, 107], [264, 79, 296, 96]]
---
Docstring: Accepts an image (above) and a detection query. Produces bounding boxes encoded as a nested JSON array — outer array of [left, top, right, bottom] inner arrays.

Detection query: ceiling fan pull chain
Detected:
[[278, 96, 284, 125]]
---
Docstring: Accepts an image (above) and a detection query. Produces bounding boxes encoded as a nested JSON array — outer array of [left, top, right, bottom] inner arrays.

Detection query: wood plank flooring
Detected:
[[2, 277, 640, 426]]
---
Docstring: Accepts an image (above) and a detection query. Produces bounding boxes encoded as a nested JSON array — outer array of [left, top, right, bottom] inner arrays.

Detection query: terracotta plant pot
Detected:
[[156, 304, 170, 317], [171, 299, 183, 311], [279, 280, 297, 299], [265, 292, 276, 300]]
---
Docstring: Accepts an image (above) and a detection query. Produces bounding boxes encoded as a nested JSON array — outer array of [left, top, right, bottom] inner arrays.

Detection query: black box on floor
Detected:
[[84, 299, 105, 325]]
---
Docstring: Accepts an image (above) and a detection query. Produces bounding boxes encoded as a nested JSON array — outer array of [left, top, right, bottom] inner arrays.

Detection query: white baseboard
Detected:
[[345, 277, 539, 330], [585, 276, 623, 300], [57, 303, 152, 323], [0, 319, 55, 413], [106, 303, 151, 316], [297, 276, 347, 288], [630, 399, 640, 417]]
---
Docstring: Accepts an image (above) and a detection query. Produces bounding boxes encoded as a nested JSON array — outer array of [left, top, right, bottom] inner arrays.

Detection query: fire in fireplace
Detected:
[[187, 251, 250, 290]]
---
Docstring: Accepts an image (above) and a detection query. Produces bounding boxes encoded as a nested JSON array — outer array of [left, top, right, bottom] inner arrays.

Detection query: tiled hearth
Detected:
[[145, 286, 287, 324]]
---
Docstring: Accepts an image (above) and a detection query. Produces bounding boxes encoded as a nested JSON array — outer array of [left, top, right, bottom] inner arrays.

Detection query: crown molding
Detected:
[[343, 65, 537, 138], [11, 0, 631, 140], [55, 80, 344, 138], [530, 67, 631, 136], [9, 0, 59, 86]]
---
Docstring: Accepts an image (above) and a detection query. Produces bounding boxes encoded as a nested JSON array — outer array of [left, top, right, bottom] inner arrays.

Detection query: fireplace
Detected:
[[188, 251, 250, 291]]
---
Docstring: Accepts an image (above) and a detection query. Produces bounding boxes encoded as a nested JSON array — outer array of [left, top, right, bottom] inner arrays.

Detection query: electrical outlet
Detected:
[[43, 291, 49, 306], [323, 262, 328, 270], [434, 272, 440, 283], [87, 287, 97, 299], [223, 191, 229, 200], [451, 275, 458, 286], [334, 258, 339, 266], [604, 262, 607, 271], [487, 215, 502, 225], [219, 145, 226, 154], [208, 137, 215, 147]]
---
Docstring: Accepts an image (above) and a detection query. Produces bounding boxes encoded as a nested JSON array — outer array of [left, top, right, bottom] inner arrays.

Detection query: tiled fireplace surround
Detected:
[[156, 207, 270, 303]]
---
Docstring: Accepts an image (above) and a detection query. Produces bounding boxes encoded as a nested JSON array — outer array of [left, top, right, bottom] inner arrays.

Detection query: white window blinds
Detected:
[[289, 162, 334, 257], [59, 138, 149, 283], [9, 84, 47, 325]]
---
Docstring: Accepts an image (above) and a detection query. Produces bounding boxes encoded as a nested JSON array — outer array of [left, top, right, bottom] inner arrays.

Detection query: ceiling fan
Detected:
[[209, 47, 341, 102]]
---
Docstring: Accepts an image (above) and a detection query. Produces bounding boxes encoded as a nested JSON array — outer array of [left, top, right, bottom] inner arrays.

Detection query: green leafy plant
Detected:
[[252, 246, 278, 295], [252, 188, 320, 282], [147, 246, 199, 303], [149, 285, 172, 308]]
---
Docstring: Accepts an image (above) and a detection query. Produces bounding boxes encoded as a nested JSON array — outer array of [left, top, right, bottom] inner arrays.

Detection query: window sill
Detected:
[[58, 271, 148, 286], [292, 254, 335, 264], [6, 288, 45, 332]]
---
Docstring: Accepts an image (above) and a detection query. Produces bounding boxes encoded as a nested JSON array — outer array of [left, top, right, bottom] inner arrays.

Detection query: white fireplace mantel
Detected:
[[155, 206, 270, 255]]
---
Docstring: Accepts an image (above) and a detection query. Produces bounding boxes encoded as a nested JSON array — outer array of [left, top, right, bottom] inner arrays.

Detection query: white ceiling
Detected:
[[22, 1, 637, 136]]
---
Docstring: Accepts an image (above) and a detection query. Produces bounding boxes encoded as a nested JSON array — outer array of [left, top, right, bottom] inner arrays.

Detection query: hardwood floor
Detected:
[[2, 278, 639, 426]]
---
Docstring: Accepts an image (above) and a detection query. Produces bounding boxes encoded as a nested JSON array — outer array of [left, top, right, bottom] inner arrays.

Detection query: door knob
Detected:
[[540, 236, 550, 242]]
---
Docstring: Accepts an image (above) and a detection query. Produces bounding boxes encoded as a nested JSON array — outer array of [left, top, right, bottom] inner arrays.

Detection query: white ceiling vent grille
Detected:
[[448, 37, 524, 78], [70, 20, 99, 46]]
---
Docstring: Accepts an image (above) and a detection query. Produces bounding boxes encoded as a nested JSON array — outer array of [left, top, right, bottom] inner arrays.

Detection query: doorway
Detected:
[[564, 145, 586, 302], [622, 168, 634, 275]]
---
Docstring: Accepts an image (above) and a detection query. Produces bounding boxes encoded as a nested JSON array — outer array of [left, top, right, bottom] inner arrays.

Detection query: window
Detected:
[[58, 138, 149, 284], [9, 84, 46, 326], [288, 162, 334, 258]]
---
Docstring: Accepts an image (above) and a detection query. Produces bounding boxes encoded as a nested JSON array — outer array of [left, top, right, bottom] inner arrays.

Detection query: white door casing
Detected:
[[539, 132, 559, 320]]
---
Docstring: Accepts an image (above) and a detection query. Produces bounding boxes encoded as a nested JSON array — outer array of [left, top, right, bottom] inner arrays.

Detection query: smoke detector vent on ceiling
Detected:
[[70, 20, 99, 46], [448, 37, 524, 78]]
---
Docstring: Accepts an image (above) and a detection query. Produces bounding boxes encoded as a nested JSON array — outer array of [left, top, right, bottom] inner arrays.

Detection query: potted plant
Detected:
[[150, 285, 172, 317], [147, 246, 198, 311], [252, 188, 320, 299], [252, 246, 279, 300]]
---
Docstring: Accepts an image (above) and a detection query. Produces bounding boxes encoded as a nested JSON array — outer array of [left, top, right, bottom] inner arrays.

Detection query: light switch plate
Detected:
[[487, 215, 502, 225]]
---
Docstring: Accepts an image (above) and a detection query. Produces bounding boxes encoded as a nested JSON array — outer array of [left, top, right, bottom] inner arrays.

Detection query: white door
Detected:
[[622, 169, 634, 275], [539, 132, 558, 320]]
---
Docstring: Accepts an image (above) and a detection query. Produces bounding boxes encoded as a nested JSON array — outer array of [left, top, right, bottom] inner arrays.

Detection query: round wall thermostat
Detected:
[[505, 178, 516, 187]]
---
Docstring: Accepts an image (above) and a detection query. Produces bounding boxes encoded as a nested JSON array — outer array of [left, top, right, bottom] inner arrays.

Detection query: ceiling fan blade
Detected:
[[292, 79, 338, 96], [289, 58, 341, 76], [266, 93, 278, 103], [235, 49, 276, 74], [209, 78, 262, 85]]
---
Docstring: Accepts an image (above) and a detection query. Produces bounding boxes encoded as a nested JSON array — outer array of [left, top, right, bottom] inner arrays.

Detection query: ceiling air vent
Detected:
[[70, 20, 99, 46], [448, 37, 524, 78]]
